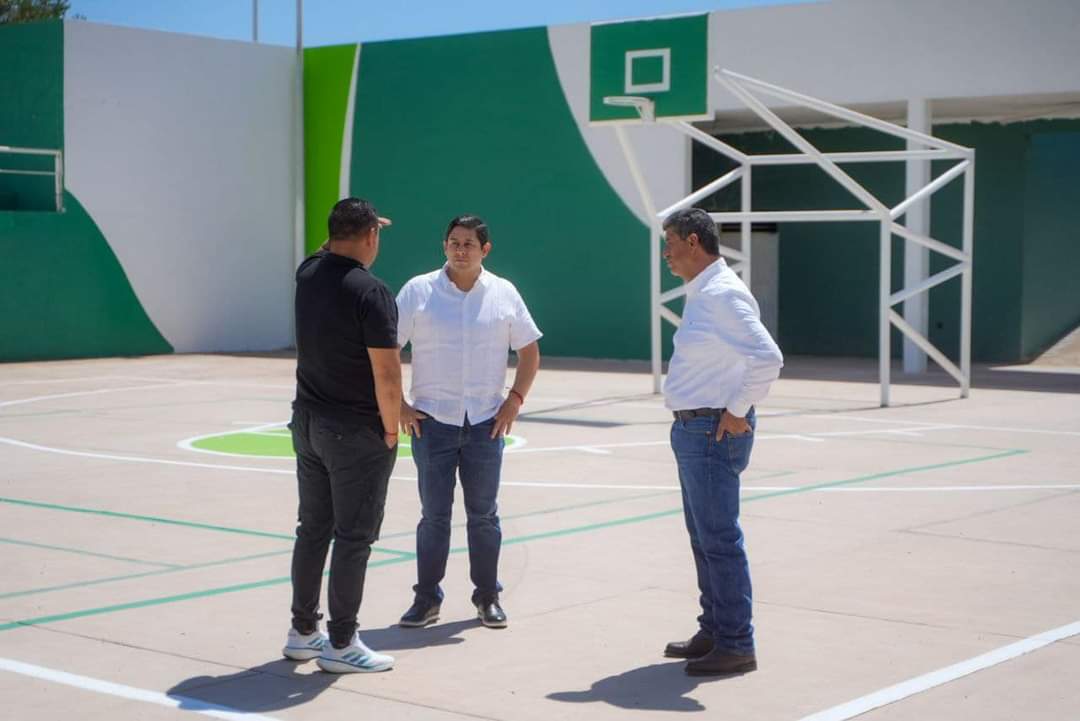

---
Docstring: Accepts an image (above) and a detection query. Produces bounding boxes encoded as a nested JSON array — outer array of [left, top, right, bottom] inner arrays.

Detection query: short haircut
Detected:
[[662, 207, 720, 256], [328, 197, 379, 241], [444, 214, 490, 246]]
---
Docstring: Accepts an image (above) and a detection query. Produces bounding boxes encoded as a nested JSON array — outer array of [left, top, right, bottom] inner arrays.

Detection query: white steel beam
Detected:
[[961, 162, 975, 398], [903, 97, 931, 374], [892, 159, 969, 220], [890, 223, 967, 262], [721, 69, 973, 156], [890, 310, 965, 385], [710, 210, 878, 223], [717, 72, 891, 216], [879, 220, 892, 406], [668, 121, 749, 164], [658, 167, 742, 219], [614, 125, 664, 393], [750, 149, 963, 166], [659, 305, 682, 327], [890, 263, 967, 306]]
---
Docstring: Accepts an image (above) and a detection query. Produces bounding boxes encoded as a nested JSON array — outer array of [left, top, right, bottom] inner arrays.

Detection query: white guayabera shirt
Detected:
[[663, 258, 784, 417], [397, 265, 542, 426]]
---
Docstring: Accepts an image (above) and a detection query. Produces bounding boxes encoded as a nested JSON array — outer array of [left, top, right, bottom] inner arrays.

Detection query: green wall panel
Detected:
[[303, 43, 357, 254], [0, 20, 63, 211], [346, 28, 649, 359], [1021, 130, 1080, 358], [0, 192, 173, 361]]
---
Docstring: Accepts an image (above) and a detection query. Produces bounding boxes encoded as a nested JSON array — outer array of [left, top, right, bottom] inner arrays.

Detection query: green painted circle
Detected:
[[188, 427, 519, 459]]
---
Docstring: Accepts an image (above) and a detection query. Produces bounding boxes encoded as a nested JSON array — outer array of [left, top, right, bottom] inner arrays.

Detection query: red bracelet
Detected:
[[508, 389, 525, 405]]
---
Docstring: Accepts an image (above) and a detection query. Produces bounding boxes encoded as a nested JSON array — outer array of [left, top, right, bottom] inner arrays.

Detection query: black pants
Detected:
[[289, 408, 395, 647]]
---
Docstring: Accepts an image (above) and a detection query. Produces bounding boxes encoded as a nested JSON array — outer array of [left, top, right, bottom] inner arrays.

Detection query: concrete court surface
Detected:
[[0, 353, 1077, 721]]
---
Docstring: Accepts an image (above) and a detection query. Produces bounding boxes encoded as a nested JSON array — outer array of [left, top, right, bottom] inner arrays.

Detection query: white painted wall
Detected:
[[708, 0, 1080, 111], [64, 22, 296, 353]]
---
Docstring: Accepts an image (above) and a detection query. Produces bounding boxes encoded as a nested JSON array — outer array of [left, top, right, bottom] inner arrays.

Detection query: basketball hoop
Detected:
[[602, 96, 656, 123]]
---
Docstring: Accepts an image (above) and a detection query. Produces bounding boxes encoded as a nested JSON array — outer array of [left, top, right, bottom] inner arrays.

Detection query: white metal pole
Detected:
[[291, 0, 305, 345], [252, 0, 259, 43], [903, 98, 930, 373], [880, 219, 892, 407], [613, 125, 663, 393], [741, 164, 752, 287], [53, 150, 63, 212], [960, 159, 975, 398]]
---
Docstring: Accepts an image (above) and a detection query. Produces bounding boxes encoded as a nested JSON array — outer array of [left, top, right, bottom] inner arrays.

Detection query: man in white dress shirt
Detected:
[[395, 214, 541, 629], [660, 207, 783, 676]]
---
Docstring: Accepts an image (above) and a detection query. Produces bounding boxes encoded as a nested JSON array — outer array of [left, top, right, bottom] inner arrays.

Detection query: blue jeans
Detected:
[[411, 416, 504, 605], [670, 408, 756, 655]]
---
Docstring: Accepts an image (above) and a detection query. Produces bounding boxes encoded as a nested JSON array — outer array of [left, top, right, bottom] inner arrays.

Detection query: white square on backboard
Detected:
[[624, 48, 671, 94]]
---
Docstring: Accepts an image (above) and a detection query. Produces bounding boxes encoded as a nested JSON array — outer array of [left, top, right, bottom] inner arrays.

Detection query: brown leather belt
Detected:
[[672, 407, 725, 421]]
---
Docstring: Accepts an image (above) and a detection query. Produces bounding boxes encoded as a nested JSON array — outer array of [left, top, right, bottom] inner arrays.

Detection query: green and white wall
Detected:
[[303, 0, 1080, 363], [3, 0, 1079, 364], [302, 26, 690, 360], [1, 20, 296, 361]]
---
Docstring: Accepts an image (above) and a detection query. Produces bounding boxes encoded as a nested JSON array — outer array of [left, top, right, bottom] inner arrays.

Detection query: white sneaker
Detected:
[[316, 633, 394, 673], [282, 627, 328, 661]]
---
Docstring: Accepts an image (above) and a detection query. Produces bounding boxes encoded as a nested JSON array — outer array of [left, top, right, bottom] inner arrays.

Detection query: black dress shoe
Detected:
[[685, 648, 757, 676], [475, 599, 508, 628], [664, 631, 714, 658], [399, 599, 440, 628]]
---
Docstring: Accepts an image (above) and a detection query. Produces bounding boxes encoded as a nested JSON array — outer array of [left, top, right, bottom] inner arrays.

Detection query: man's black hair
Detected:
[[662, 207, 720, 255], [328, 197, 379, 241]]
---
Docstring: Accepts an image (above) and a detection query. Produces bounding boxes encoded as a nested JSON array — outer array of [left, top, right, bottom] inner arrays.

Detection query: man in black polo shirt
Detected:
[[282, 197, 402, 674]]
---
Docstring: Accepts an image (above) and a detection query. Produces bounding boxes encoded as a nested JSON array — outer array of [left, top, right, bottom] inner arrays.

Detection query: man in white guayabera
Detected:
[[395, 214, 541, 630], [660, 207, 783, 676]]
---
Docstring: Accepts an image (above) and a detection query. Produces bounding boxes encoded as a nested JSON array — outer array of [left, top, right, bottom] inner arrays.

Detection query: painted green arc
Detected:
[[0, 20, 171, 360], [0, 191, 173, 361], [303, 43, 358, 255], [186, 427, 519, 459], [346, 28, 649, 359]]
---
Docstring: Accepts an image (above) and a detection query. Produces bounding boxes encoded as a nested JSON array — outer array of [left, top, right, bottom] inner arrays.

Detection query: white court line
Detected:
[[0, 376, 146, 387], [497, 482, 1080, 492], [812, 413, 1080, 438], [2, 435, 1076, 494], [0, 656, 280, 721], [0, 436, 295, 475], [503, 427, 951, 455], [0, 383, 190, 409], [796, 620, 1080, 721]]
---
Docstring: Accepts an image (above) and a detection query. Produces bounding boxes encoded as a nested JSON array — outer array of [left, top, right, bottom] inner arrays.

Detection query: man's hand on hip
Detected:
[[400, 401, 427, 438], [716, 410, 751, 441], [491, 394, 523, 438]]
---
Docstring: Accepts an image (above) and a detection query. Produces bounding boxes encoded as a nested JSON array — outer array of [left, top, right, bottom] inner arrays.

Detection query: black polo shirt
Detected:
[[292, 250, 398, 427]]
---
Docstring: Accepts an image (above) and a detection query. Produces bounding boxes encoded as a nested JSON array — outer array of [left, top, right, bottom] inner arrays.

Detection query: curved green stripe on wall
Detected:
[[304, 44, 358, 254], [0, 191, 172, 361], [347, 29, 650, 359]]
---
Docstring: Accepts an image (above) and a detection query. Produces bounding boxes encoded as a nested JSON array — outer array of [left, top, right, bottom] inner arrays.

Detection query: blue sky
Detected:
[[67, 0, 816, 47]]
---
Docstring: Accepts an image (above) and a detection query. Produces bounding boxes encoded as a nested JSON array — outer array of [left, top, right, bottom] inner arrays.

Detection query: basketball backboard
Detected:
[[589, 14, 709, 124]]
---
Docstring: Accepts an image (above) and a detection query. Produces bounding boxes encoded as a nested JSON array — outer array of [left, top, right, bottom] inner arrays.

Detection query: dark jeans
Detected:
[[289, 408, 395, 647], [411, 416, 504, 605], [670, 407, 756, 656]]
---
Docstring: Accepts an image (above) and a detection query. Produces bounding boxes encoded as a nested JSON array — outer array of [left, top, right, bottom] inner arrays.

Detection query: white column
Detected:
[[903, 98, 931, 373]]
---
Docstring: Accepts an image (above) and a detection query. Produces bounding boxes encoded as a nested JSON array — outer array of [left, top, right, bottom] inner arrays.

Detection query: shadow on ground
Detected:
[[360, 618, 480, 650], [167, 659, 338, 714], [548, 661, 741, 712]]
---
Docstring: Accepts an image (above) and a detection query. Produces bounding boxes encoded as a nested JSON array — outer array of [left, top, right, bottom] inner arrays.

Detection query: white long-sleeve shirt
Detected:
[[663, 258, 783, 417], [397, 265, 542, 426]]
